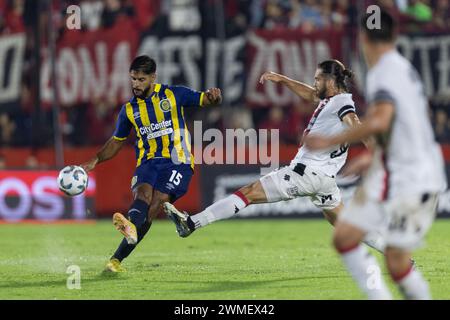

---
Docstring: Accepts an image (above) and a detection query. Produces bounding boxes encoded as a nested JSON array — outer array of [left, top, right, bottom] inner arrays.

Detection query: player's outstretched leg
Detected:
[[105, 197, 152, 272], [164, 181, 267, 237], [164, 203, 193, 238], [163, 190, 248, 238]]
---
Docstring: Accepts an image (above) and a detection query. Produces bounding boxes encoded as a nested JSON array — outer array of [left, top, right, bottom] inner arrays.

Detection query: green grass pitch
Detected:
[[0, 219, 449, 300]]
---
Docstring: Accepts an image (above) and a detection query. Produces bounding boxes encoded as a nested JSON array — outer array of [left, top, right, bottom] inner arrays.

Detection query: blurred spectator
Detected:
[[395, 0, 409, 11], [161, 0, 201, 31], [0, 3, 5, 34], [249, 0, 266, 28], [377, 0, 408, 22], [80, 0, 104, 31], [25, 154, 40, 169], [0, 113, 16, 146], [331, 0, 356, 30], [294, 0, 326, 31], [101, 0, 134, 28], [285, 103, 313, 144], [227, 107, 254, 130], [62, 104, 89, 146], [433, 0, 450, 29], [3, 0, 25, 33], [223, 0, 250, 34], [406, 0, 433, 22], [130, 0, 160, 31], [258, 107, 291, 143], [203, 107, 225, 132], [86, 97, 118, 145], [435, 109, 450, 143], [262, 0, 290, 30], [0, 155, 6, 170], [225, 107, 255, 147]]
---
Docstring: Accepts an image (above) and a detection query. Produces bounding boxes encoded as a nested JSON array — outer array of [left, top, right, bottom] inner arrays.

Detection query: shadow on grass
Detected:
[[0, 272, 348, 296], [0, 271, 126, 290], [150, 275, 349, 295]]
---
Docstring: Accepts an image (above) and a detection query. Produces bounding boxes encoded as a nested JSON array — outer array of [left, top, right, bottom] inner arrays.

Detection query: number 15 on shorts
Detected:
[[169, 170, 183, 185]]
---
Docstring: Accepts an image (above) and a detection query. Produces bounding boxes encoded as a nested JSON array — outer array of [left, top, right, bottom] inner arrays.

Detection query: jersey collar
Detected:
[[148, 83, 161, 98]]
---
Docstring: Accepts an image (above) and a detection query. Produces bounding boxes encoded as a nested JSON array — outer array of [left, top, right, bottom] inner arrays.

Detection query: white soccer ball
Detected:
[[57, 165, 88, 196]]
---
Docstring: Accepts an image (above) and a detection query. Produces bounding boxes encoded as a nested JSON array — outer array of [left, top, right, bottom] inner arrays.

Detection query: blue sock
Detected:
[[128, 199, 149, 227], [112, 199, 151, 262]]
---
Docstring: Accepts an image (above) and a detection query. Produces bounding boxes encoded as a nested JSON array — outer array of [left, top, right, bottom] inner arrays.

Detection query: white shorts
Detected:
[[340, 191, 439, 250], [260, 164, 341, 210]]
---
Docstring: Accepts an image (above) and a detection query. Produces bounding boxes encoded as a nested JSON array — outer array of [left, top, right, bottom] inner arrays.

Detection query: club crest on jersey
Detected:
[[159, 99, 172, 112]]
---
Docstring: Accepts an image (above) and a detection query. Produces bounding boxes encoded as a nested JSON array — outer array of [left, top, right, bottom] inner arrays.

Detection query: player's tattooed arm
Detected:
[[80, 137, 125, 172], [259, 71, 318, 103], [202, 88, 222, 106]]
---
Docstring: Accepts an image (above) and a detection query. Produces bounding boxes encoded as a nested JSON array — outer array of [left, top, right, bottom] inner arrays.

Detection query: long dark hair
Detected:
[[318, 60, 353, 92]]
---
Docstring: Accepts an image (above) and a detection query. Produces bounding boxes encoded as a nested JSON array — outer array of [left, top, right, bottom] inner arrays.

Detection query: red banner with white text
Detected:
[[245, 29, 345, 108], [40, 17, 139, 108], [0, 171, 96, 222]]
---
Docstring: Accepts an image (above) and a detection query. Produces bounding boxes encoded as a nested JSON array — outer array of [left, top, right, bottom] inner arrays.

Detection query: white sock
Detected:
[[394, 266, 431, 300], [363, 231, 385, 254], [190, 191, 249, 229], [339, 244, 392, 300]]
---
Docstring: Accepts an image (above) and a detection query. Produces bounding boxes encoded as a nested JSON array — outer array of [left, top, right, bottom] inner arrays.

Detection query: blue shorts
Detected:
[[131, 158, 193, 202]]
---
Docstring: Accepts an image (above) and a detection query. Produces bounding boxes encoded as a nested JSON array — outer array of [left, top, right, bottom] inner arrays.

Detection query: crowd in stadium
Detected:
[[2, 0, 448, 34], [0, 0, 449, 150]]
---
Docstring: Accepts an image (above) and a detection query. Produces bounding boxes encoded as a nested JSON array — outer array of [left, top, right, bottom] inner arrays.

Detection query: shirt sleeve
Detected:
[[337, 104, 356, 121], [331, 95, 356, 121], [172, 85, 204, 108], [112, 105, 132, 141], [369, 89, 397, 106], [367, 71, 397, 107]]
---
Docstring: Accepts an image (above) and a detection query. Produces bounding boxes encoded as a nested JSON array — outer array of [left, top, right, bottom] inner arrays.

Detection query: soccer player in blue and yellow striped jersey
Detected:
[[81, 56, 222, 272]]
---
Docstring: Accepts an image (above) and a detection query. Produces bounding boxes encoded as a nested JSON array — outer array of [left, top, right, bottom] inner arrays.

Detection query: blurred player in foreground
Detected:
[[81, 55, 222, 272], [305, 11, 447, 299], [164, 59, 385, 253]]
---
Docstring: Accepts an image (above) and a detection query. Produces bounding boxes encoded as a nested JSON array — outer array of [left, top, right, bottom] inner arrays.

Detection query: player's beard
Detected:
[[317, 86, 327, 100], [133, 85, 151, 99]]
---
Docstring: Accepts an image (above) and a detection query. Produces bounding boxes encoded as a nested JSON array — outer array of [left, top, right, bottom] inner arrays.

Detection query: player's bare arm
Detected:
[[342, 112, 375, 149], [81, 137, 126, 172], [202, 88, 222, 106], [304, 102, 395, 150], [259, 71, 318, 103]]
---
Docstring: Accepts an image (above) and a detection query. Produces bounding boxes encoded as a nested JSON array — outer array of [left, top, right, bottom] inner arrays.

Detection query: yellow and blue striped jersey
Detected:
[[112, 84, 205, 169]]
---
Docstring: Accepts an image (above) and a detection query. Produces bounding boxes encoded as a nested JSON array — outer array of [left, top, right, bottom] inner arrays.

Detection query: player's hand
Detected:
[[205, 88, 222, 105], [303, 134, 334, 151], [80, 158, 98, 173], [259, 71, 284, 84], [341, 152, 373, 177]]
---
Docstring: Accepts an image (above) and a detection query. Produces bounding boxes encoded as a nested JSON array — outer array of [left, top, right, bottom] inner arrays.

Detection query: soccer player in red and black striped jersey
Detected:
[[81, 56, 222, 272]]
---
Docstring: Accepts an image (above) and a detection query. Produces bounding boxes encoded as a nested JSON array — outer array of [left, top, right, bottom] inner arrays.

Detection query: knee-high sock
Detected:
[[393, 265, 431, 300], [112, 221, 151, 262], [338, 244, 392, 300], [112, 199, 151, 262], [362, 231, 385, 254], [189, 191, 249, 229]]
